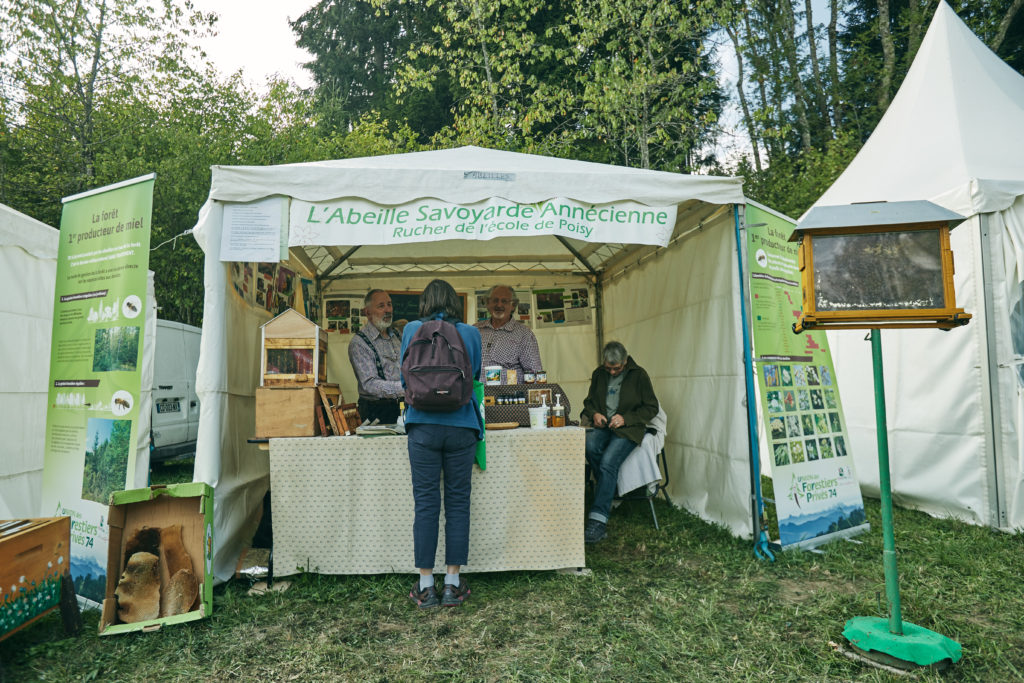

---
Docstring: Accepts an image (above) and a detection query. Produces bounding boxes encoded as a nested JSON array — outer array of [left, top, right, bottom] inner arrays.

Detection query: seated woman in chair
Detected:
[[580, 341, 659, 543]]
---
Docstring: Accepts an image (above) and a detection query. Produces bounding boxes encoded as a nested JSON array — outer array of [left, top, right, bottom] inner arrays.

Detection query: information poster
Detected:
[[746, 204, 868, 549], [40, 175, 154, 604], [533, 287, 591, 328]]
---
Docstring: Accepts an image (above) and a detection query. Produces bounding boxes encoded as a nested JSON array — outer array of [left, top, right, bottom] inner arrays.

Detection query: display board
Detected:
[[746, 204, 868, 549], [39, 175, 154, 604]]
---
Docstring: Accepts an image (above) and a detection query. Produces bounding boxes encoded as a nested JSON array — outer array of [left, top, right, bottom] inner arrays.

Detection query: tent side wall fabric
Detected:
[[1, 204, 58, 518], [601, 209, 752, 536]]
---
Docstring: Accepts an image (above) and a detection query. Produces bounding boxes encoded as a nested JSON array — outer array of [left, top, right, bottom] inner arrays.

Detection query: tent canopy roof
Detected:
[[813, 1, 1024, 216], [198, 146, 745, 282]]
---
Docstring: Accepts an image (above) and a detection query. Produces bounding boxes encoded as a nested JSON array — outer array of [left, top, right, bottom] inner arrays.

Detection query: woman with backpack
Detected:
[[400, 278, 483, 608]]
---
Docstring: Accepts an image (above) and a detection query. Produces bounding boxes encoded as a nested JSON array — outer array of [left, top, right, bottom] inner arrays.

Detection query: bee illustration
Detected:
[[125, 300, 138, 313], [114, 397, 131, 410]]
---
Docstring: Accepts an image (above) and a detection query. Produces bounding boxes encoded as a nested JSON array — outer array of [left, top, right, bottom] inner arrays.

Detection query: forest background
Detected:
[[1, 0, 1022, 326]]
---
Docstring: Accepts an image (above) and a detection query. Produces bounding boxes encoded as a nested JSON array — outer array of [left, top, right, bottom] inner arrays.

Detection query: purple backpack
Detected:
[[401, 319, 473, 412]]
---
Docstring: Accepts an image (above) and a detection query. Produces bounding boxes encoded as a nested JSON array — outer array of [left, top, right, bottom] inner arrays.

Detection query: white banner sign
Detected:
[[288, 197, 676, 247]]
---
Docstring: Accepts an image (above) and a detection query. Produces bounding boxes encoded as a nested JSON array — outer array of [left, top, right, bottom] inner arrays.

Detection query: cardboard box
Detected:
[[0, 518, 70, 641], [255, 384, 339, 437], [100, 483, 213, 635]]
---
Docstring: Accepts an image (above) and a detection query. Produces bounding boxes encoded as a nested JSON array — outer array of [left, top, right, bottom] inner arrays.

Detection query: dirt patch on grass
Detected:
[[776, 578, 857, 603]]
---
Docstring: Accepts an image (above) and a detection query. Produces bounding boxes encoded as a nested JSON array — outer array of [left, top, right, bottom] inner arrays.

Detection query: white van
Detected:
[[151, 319, 201, 461]]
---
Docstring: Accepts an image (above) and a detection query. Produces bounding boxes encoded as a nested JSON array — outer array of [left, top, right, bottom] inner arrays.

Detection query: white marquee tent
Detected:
[[191, 147, 770, 581], [813, 1, 1024, 530], [1, 203, 59, 518]]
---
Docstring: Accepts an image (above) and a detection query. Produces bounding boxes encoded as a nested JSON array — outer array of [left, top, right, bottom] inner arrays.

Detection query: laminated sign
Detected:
[[745, 204, 868, 550], [40, 175, 155, 605]]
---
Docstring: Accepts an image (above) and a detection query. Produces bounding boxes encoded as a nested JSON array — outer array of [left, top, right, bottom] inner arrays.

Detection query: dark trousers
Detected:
[[358, 397, 400, 424], [585, 428, 637, 523], [407, 423, 477, 569]]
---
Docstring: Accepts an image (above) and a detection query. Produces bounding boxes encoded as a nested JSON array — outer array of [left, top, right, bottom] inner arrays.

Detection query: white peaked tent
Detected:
[[191, 147, 766, 581], [813, 1, 1024, 530], [1, 203, 58, 518]]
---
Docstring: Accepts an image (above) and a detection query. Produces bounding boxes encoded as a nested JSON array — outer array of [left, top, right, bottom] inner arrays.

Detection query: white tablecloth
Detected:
[[269, 427, 586, 576]]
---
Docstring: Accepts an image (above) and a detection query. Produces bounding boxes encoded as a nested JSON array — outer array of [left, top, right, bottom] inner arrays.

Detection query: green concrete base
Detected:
[[844, 617, 962, 667]]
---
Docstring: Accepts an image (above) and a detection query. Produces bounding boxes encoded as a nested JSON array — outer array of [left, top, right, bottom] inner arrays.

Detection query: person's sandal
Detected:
[[440, 578, 470, 607], [409, 580, 440, 609]]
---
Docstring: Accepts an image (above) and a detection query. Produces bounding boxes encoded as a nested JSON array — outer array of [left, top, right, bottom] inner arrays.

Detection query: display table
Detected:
[[269, 427, 586, 576]]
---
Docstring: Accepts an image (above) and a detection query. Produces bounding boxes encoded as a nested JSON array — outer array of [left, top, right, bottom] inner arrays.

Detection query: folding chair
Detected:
[[613, 447, 669, 530]]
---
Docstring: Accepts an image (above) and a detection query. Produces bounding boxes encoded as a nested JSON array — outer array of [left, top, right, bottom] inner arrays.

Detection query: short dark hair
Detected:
[[419, 279, 462, 321], [602, 341, 627, 365]]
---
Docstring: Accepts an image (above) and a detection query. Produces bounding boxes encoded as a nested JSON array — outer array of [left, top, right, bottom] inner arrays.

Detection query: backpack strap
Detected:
[[356, 329, 387, 380]]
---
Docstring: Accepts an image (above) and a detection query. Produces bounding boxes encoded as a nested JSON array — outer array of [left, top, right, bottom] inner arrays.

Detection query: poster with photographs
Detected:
[[533, 287, 592, 328], [276, 266, 298, 312], [747, 204, 866, 550], [301, 278, 317, 322], [230, 261, 255, 306], [324, 296, 363, 333]]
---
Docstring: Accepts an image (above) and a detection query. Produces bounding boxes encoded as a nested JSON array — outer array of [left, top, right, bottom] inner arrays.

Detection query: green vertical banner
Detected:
[[40, 174, 155, 604], [746, 203, 868, 549]]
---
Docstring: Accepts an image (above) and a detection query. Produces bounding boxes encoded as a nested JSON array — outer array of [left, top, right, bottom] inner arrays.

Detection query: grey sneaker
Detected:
[[409, 580, 440, 609], [584, 519, 607, 544], [440, 578, 471, 607]]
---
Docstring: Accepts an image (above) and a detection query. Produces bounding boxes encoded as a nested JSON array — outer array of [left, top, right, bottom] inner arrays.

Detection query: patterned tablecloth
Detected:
[[269, 427, 586, 576]]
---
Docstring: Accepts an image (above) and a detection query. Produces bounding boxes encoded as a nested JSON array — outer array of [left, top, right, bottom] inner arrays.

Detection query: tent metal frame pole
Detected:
[[977, 213, 1006, 528], [733, 204, 772, 560]]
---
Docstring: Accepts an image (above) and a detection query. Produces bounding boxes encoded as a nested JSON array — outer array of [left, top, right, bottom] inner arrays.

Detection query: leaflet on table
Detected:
[[745, 203, 868, 550]]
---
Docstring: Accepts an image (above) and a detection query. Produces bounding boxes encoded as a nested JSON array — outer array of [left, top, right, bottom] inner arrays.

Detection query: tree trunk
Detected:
[[804, 0, 832, 131], [876, 0, 895, 111], [471, 2, 501, 129], [904, 0, 929, 70], [726, 22, 762, 172], [743, 3, 775, 158], [992, 0, 1024, 53], [778, 0, 813, 150], [828, 0, 843, 130]]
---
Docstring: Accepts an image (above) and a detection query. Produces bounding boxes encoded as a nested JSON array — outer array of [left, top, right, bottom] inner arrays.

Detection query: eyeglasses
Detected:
[[603, 362, 626, 374], [489, 298, 514, 305]]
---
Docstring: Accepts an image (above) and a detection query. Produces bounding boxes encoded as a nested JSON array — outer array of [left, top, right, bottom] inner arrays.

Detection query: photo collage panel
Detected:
[[764, 362, 846, 468]]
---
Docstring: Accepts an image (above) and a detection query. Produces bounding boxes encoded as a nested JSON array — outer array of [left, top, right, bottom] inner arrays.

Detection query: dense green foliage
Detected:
[[1, 0, 1022, 323]]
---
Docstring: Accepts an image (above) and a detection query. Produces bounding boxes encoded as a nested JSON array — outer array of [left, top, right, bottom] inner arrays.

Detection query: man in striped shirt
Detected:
[[348, 289, 404, 423], [474, 285, 543, 376]]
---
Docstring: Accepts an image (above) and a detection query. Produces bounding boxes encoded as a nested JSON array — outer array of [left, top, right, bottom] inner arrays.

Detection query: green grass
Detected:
[[3, 469, 1023, 682]]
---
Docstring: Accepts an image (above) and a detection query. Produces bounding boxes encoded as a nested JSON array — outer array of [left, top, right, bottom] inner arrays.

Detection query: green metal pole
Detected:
[[871, 328, 903, 635]]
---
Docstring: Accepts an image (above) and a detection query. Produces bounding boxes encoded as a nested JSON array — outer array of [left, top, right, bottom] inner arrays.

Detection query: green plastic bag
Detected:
[[474, 380, 486, 470]]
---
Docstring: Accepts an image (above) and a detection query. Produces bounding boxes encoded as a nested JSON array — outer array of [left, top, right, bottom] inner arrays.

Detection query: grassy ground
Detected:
[[3, 463, 1022, 682]]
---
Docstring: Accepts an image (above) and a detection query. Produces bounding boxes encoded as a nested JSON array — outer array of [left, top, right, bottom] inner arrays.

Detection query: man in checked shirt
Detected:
[[474, 285, 543, 377], [348, 289, 404, 423]]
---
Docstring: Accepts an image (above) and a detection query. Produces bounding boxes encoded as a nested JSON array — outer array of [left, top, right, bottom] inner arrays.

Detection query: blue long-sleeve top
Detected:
[[400, 312, 484, 440]]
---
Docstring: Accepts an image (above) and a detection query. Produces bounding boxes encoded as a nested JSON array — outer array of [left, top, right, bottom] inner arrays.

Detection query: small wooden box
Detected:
[[255, 385, 336, 437], [0, 517, 70, 641], [260, 308, 328, 387]]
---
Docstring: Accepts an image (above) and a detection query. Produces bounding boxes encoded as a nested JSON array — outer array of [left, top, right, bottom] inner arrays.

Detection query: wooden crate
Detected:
[[0, 517, 80, 641], [255, 384, 338, 437]]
